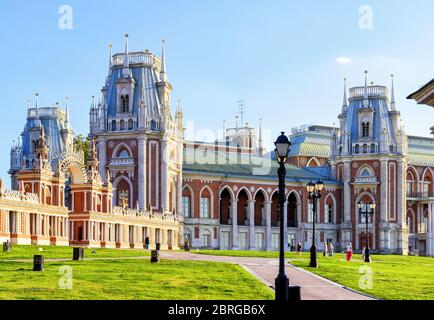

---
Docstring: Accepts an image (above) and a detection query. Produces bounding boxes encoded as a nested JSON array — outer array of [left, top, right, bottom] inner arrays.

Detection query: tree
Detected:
[[73, 134, 90, 166]]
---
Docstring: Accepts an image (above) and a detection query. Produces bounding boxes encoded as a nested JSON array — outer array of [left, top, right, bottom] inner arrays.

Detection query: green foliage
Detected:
[[73, 134, 90, 165]]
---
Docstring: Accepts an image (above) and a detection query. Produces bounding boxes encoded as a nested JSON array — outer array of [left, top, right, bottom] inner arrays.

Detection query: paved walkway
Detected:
[[159, 251, 374, 300]]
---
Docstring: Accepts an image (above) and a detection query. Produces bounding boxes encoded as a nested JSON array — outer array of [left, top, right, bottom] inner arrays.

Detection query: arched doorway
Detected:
[[115, 177, 131, 208], [220, 188, 232, 225], [237, 189, 249, 226], [287, 193, 298, 227], [271, 192, 279, 227], [254, 190, 266, 226]]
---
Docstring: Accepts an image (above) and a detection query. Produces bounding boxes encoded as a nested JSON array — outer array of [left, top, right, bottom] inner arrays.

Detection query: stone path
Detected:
[[159, 251, 375, 300]]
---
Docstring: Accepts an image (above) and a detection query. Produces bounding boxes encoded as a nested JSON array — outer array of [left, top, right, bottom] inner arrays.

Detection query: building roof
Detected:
[[407, 135, 434, 167], [286, 125, 334, 158], [407, 78, 434, 107], [182, 147, 339, 184]]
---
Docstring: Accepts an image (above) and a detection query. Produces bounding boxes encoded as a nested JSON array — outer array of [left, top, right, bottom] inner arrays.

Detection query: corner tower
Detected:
[[330, 72, 408, 254], [90, 36, 184, 215]]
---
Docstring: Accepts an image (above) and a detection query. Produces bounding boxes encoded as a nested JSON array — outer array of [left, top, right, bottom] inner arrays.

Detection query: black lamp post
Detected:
[[274, 132, 291, 301], [357, 202, 376, 263], [307, 180, 323, 268]]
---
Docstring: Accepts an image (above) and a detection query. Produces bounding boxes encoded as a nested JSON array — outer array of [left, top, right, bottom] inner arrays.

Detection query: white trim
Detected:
[[199, 185, 214, 219], [112, 142, 133, 159]]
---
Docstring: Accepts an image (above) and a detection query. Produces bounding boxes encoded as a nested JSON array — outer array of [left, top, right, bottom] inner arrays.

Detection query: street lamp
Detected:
[[357, 202, 376, 263], [274, 132, 291, 301], [307, 180, 323, 268]]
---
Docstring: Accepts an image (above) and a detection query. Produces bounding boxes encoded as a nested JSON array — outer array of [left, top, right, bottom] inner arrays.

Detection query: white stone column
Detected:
[[380, 159, 389, 222], [265, 200, 272, 250], [137, 136, 147, 210], [98, 139, 107, 182], [343, 160, 351, 223], [428, 203, 434, 257], [379, 159, 389, 252], [248, 200, 255, 250], [231, 199, 238, 249], [161, 137, 169, 212], [284, 200, 289, 252]]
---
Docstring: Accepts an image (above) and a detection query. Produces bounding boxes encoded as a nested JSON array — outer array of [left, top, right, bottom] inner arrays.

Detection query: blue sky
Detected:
[[0, 0, 433, 184]]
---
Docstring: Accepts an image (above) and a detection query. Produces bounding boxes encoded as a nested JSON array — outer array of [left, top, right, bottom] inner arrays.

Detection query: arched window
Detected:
[[111, 120, 117, 131], [200, 188, 211, 218], [121, 95, 129, 113], [355, 144, 360, 154], [362, 122, 370, 138], [128, 119, 134, 130], [118, 149, 130, 158], [119, 120, 125, 131], [363, 144, 368, 153], [370, 143, 376, 153]]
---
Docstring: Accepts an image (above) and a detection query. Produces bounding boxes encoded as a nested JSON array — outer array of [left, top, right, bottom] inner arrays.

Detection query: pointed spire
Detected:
[[108, 44, 113, 74], [390, 74, 396, 111], [176, 99, 182, 113], [65, 96, 70, 125], [35, 93, 39, 118], [122, 34, 130, 77], [341, 77, 348, 113], [258, 118, 264, 156], [160, 39, 167, 82], [124, 34, 129, 67], [27, 99, 31, 110], [0, 177, 4, 194], [363, 70, 369, 107]]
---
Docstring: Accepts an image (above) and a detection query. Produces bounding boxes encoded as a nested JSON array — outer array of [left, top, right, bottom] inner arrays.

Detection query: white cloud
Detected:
[[336, 56, 353, 64]]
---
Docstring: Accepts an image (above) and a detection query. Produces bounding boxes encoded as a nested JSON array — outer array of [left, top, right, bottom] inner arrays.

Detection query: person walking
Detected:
[[328, 242, 334, 257], [296, 242, 302, 256], [361, 246, 366, 261], [145, 237, 150, 250], [323, 241, 328, 257], [346, 242, 353, 262]]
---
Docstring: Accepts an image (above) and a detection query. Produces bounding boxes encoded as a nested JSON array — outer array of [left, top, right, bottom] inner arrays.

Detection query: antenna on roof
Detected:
[[237, 99, 246, 127]]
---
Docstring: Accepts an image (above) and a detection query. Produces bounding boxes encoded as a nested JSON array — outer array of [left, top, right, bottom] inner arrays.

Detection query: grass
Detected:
[[290, 253, 434, 300], [194, 249, 434, 300], [0, 246, 274, 300], [194, 249, 307, 259], [0, 245, 150, 260]]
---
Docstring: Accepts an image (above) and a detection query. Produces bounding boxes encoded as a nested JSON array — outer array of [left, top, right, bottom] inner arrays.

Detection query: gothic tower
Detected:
[[89, 35, 184, 215], [330, 72, 408, 254]]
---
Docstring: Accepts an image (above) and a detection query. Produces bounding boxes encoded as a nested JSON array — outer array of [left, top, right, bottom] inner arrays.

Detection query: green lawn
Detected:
[[195, 249, 308, 259], [290, 253, 434, 300], [195, 249, 434, 300], [0, 245, 150, 260], [0, 246, 273, 300]]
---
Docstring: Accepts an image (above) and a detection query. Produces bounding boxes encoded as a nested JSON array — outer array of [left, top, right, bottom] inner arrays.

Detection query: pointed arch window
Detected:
[[362, 122, 370, 138], [121, 95, 129, 113]]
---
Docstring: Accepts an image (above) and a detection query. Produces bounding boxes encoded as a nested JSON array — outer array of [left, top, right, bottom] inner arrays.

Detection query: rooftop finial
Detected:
[[122, 34, 130, 77], [35, 93, 40, 119], [390, 74, 396, 111], [342, 77, 348, 109], [108, 43, 113, 75], [363, 70, 369, 107], [65, 96, 70, 124], [160, 39, 167, 82]]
